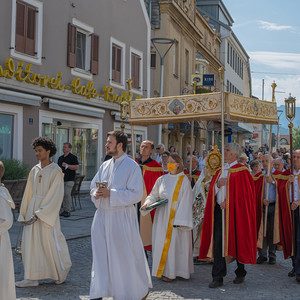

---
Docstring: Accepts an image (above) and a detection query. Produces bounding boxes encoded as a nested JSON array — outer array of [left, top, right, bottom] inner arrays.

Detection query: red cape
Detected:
[[254, 170, 282, 248], [136, 159, 164, 251], [253, 171, 264, 239], [277, 169, 295, 258], [184, 169, 201, 186], [199, 163, 257, 264]]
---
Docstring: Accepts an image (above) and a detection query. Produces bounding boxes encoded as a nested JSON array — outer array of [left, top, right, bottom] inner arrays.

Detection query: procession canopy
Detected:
[[129, 92, 278, 126]]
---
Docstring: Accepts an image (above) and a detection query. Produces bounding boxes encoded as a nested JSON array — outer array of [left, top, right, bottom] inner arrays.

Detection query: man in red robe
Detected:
[[199, 143, 256, 288], [255, 155, 282, 264], [184, 155, 201, 188], [136, 140, 163, 251], [277, 150, 300, 281]]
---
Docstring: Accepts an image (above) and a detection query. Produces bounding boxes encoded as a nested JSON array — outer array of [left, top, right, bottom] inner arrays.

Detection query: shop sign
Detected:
[[0, 58, 139, 103]]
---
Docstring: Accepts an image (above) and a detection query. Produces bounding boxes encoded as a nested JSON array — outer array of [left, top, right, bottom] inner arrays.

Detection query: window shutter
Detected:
[[112, 44, 121, 83], [15, 1, 26, 53], [115, 47, 121, 83], [25, 6, 36, 55], [132, 54, 140, 89], [67, 23, 77, 68], [90, 33, 99, 75]]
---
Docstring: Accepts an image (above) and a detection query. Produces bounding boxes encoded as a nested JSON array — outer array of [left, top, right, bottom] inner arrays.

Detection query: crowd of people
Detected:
[[1, 134, 300, 300]]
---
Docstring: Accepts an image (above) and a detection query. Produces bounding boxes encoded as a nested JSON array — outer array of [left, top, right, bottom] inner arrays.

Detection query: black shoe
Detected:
[[268, 257, 276, 265], [209, 280, 223, 288], [233, 276, 245, 284], [60, 211, 71, 218], [288, 268, 295, 277], [256, 256, 267, 264], [296, 275, 300, 283]]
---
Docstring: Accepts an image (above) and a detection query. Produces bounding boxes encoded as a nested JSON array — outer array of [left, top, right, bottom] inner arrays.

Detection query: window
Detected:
[[110, 38, 125, 87], [0, 114, 14, 160], [67, 19, 99, 77], [130, 49, 143, 91], [11, 0, 43, 64], [112, 44, 122, 83], [151, 53, 156, 68], [185, 49, 189, 84], [173, 40, 179, 76]]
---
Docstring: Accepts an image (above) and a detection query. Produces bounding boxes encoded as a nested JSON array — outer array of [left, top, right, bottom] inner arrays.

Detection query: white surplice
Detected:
[[90, 153, 152, 300], [144, 172, 194, 279], [18, 163, 72, 282], [0, 185, 16, 300]]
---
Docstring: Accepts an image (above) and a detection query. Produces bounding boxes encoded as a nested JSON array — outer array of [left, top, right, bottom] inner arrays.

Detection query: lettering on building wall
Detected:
[[0, 58, 140, 103]]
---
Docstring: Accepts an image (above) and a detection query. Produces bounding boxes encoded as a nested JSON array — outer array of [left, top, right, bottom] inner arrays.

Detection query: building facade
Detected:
[[0, 0, 153, 181], [145, 0, 223, 157], [196, 0, 254, 146]]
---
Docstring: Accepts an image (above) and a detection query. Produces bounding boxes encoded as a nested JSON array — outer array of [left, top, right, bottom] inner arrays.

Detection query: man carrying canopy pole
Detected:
[[199, 143, 257, 288]]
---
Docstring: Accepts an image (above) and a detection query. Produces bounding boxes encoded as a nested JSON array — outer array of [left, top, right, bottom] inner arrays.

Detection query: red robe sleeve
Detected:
[[199, 168, 221, 260], [253, 172, 264, 242], [277, 169, 293, 259]]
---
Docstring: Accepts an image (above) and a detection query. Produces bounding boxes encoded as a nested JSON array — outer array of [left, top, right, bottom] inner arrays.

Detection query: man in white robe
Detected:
[[16, 137, 72, 288], [0, 161, 16, 300], [90, 131, 151, 300]]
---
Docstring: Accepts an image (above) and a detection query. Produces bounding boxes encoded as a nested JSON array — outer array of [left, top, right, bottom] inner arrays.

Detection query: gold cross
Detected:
[[39, 175, 42, 183]]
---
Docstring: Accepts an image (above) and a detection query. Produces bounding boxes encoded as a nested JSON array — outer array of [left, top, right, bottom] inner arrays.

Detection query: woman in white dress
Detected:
[[141, 153, 194, 282]]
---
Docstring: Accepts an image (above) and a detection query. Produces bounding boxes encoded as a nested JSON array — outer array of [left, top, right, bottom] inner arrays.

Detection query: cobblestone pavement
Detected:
[[14, 236, 300, 300]]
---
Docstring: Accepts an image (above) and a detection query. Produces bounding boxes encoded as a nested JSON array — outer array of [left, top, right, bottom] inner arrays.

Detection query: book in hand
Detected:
[[144, 198, 168, 211]]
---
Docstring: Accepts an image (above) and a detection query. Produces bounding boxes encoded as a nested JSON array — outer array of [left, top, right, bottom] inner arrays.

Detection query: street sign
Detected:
[[191, 74, 215, 86], [203, 74, 214, 86]]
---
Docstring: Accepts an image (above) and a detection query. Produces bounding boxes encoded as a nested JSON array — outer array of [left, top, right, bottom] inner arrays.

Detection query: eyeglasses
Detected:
[[156, 147, 160, 150]]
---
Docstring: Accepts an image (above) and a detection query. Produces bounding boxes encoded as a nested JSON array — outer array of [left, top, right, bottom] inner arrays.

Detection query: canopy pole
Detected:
[[264, 81, 276, 237], [127, 78, 135, 160], [219, 67, 225, 257]]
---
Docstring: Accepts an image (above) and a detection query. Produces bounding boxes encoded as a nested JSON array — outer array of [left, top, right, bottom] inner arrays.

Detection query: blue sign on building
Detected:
[[202, 74, 215, 86]]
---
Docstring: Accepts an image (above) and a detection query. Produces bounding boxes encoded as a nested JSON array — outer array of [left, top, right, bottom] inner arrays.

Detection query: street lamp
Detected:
[[151, 37, 175, 144], [120, 100, 129, 132]]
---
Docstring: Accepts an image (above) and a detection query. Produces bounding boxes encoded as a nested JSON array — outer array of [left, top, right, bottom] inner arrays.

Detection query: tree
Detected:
[[292, 126, 300, 150]]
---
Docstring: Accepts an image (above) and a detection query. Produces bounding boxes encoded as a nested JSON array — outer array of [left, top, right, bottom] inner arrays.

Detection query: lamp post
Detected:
[[151, 38, 175, 144], [285, 93, 296, 249], [120, 99, 129, 133]]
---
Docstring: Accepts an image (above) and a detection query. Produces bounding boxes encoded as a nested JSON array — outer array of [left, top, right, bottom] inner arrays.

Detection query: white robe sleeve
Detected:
[[110, 164, 144, 207], [90, 168, 101, 208], [35, 169, 64, 227], [18, 169, 34, 223], [141, 177, 162, 216], [173, 177, 193, 229], [0, 198, 13, 236]]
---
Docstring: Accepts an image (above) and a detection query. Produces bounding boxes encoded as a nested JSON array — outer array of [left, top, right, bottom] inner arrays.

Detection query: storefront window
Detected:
[[0, 113, 13, 159], [73, 128, 98, 180]]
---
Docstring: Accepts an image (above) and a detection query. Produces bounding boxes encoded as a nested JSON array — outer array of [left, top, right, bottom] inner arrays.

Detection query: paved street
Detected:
[[10, 196, 300, 300]]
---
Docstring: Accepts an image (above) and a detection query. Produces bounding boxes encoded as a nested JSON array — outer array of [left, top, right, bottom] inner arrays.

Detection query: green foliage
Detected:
[[292, 126, 300, 150], [1, 159, 30, 180]]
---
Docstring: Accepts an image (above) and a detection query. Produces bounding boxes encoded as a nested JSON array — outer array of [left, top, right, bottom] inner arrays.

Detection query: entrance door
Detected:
[[55, 127, 69, 161]]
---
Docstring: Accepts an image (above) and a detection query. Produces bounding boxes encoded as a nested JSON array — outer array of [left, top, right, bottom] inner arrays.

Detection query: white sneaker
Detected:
[[15, 279, 39, 288]]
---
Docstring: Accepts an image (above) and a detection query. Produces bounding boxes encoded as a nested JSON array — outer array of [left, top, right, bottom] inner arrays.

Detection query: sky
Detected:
[[223, 0, 300, 108]]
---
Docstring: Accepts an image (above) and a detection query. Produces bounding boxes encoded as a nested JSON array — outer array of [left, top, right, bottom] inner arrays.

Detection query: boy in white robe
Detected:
[[16, 137, 72, 288], [0, 161, 16, 300], [90, 131, 151, 300]]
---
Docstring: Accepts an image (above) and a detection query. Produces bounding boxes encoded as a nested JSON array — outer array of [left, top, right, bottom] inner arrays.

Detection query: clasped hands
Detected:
[[217, 178, 227, 210], [95, 187, 110, 199], [20, 214, 38, 226]]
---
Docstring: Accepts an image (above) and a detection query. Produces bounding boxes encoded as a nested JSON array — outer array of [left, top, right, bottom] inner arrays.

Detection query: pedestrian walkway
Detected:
[[11, 196, 300, 300]]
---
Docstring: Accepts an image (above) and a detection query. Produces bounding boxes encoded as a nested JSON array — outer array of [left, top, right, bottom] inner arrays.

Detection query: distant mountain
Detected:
[[273, 105, 300, 135]]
